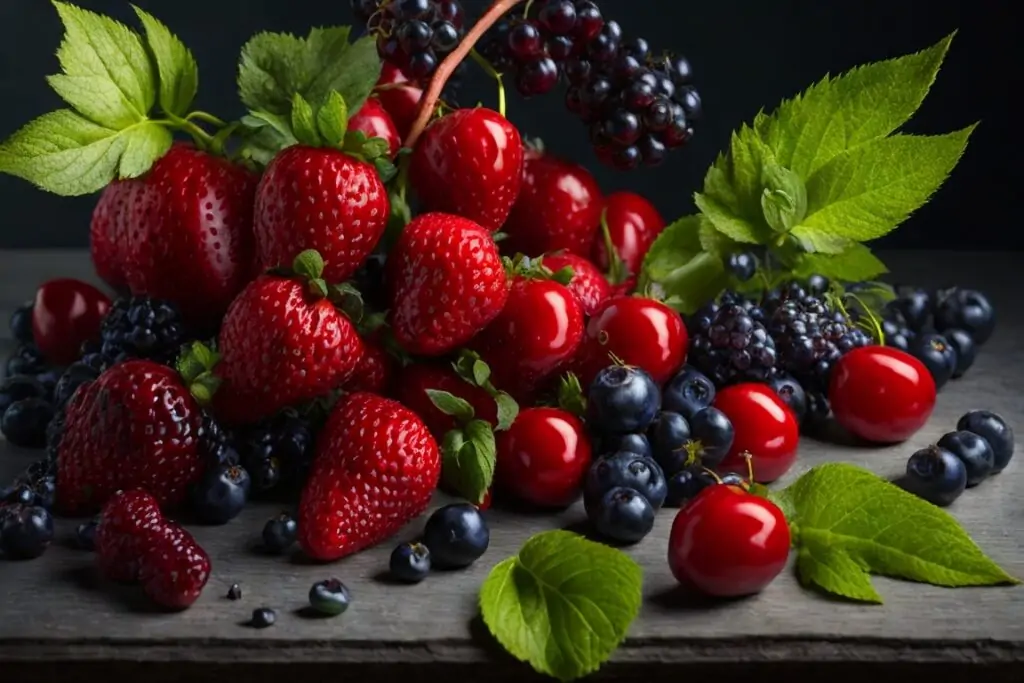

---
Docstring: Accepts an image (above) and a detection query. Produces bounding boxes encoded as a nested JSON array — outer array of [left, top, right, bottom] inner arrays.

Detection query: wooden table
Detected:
[[1, 250, 1022, 683]]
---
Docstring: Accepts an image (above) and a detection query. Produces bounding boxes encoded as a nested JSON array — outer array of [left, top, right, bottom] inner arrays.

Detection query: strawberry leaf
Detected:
[[472, 359, 491, 386], [290, 93, 321, 147], [292, 249, 325, 280], [556, 372, 587, 418], [427, 389, 475, 423], [132, 6, 198, 118], [493, 392, 519, 432], [440, 420, 496, 504], [315, 91, 348, 147]]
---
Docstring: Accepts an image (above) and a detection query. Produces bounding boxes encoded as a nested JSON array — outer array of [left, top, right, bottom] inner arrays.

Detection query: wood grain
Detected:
[[1, 250, 1022, 672]]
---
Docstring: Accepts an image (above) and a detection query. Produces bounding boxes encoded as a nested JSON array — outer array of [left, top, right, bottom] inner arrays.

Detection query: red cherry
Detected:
[[668, 484, 791, 597], [501, 149, 604, 257], [570, 295, 687, 388], [349, 97, 401, 158], [496, 407, 592, 508], [590, 191, 665, 292], [373, 63, 423, 140], [390, 362, 497, 441], [31, 278, 111, 365], [829, 346, 937, 443], [714, 383, 799, 484]]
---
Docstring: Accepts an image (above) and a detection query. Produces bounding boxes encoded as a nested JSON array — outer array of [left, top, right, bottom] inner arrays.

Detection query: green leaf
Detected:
[[480, 530, 643, 682], [761, 34, 954, 178], [700, 125, 776, 242], [800, 128, 974, 242], [427, 389, 475, 423], [778, 463, 1019, 603], [493, 392, 519, 432], [290, 93, 321, 147], [238, 31, 308, 115], [695, 185, 764, 244], [316, 91, 349, 146], [556, 372, 586, 418], [472, 360, 491, 387], [792, 244, 888, 282], [760, 160, 807, 233], [303, 30, 381, 114], [131, 6, 198, 117], [47, 2, 155, 129], [292, 248, 325, 280], [441, 420, 496, 504], [639, 216, 729, 314], [789, 225, 852, 254], [0, 111, 171, 196]]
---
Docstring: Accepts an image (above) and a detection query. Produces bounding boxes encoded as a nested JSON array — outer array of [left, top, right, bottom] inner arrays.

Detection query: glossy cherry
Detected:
[[349, 97, 401, 158], [373, 62, 424, 140], [829, 346, 937, 444], [501, 148, 604, 257], [714, 383, 799, 484], [390, 362, 497, 440], [668, 483, 791, 597], [590, 191, 665, 291], [474, 277, 584, 400], [496, 407, 592, 508], [570, 295, 687, 388], [31, 278, 111, 365]]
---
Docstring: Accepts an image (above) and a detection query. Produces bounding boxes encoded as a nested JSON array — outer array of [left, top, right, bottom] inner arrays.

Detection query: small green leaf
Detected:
[[780, 463, 1019, 603], [48, 2, 155, 129], [426, 389, 475, 423], [640, 216, 729, 314], [441, 420, 496, 504], [800, 128, 974, 242], [694, 192, 764, 245], [315, 91, 349, 146], [469, 360, 490, 386], [792, 244, 889, 282], [493, 392, 519, 431], [360, 137, 391, 159], [760, 160, 807, 233], [290, 93, 320, 146], [701, 125, 775, 240], [556, 372, 586, 418], [292, 248, 325, 280], [0, 111, 171, 196], [131, 6, 198, 117], [480, 530, 643, 682], [373, 157, 398, 183], [550, 266, 576, 286]]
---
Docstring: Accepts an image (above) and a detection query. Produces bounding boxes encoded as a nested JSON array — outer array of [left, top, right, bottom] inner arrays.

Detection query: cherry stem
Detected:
[[469, 48, 507, 118], [740, 450, 756, 484], [403, 0, 525, 149]]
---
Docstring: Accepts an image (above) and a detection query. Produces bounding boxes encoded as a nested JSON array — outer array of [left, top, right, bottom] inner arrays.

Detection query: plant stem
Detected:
[[469, 49, 506, 118], [187, 111, 228, 128], [404, 0, 525, 149]]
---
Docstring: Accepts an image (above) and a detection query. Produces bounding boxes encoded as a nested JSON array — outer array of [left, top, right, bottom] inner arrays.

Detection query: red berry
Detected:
[[829, 346, 937, 444], [668, 484, 790, 597], [590, 191, 664, 292], [539, 251, 612, 316], [347, 336, 395, 394], [31, 278, 111, 365], [391, 362, 497, 440], [714, 383, 799, 484], [496, 407, 592, 508], [95, 489, 163, 583], [570, 295, 687, 387], [89, 182, 132, 292], [138, 522, 211, 610], [349, 97, 402, 158], [373, 63, 424, 140]]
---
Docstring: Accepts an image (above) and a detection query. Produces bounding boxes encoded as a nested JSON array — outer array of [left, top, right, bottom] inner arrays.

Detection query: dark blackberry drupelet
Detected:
[[687, 301, 776, 387], [354, 0, 467, 85], [99, 297, 189, 366], [239, 409, 315, 496], [2, 457, 57, 511], [198, 411, 239, 467]]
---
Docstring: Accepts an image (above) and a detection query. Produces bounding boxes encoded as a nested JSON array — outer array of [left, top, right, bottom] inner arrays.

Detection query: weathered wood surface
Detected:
[[1, 250, 1022, 681]]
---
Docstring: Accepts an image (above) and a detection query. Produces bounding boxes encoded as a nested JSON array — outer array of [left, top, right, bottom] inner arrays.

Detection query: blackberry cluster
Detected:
[[353, 0, 466, 81], [239, 409, 315, 497], [687, 299, 777, 387], [1, 457, 56, 511], [99, 297, 188, 366], [198, 411, 238, 468]]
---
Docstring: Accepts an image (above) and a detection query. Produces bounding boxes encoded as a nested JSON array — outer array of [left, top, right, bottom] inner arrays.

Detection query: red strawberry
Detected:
[[138, 523, 211, 610], [121, 144, 259, 329], [95, 490, 163, 583], [253, 144, 389, 282], [472, 276, 585, 401], [539, 252, 612, 316], [350, 97, 401, 158], [392, 362, 498, 440], [347, 335, 395, 394], [299, 392, 440, 561], [501, 148, 603, 256], [409, 108, 524, 231], [56, 359, 210, 515], [590, 191, 665, 294], [89, 181, 132, 292], [374, 62, 424, 141], [214, 251, 364, 426], [387, 212, 509, 356]]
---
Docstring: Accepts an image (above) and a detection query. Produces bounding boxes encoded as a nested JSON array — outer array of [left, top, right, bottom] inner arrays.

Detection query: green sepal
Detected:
[[427, 389, 476, 424], [175, 340, 222, 407], [290, 93, 321, 147], [556, 372, 587, 418]]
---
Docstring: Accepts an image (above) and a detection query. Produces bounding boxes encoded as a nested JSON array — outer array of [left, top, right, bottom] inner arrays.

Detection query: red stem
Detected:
[[403, 0, 525, 149]]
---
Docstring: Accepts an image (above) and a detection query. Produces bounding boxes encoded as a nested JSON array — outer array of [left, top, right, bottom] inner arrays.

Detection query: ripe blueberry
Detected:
[[192, 465, 250, 525], [903, 446, 967, 507], [584, 450, 667, 515], [587, 365, 660, 435], [910, 333, 957, 389], [309, 578, 352, 616], [661, 365, 715, 419], [933, 288, 995, 345], [389, 542, 431, 583], [956, 410, 1014, 473], [648, 411, 692, 476], [688, 407, 734, 468], [422, 504, 489, 569], [262, 513, 298, 554], [592, 487, 655, 544], [942, 328, 976, 379], [938, 430, 995, 487]]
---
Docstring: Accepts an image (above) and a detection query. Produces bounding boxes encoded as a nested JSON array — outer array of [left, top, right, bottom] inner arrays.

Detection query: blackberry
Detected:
[[3, 457, 56, 511], [687, 300, 776, 387], [99, 297, 188, 366], [355, 0, 466, 85], [198, 411, 239, 467], [239, 409, 315, 495]]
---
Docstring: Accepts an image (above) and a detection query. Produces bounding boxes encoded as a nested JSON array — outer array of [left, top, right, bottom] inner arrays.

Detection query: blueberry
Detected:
[[726, 252, 756, 281], [75, 518, 99, 550], [584, 451, 667, 514], [4, 485, 34, 506], [592, 487, 655, 544], [661, 366, 715, 419], [806, 274, 830, 296], [586, 365, 660, 435], [2, 397, 54, 449], [938, 430, 995, 487], [250, 607, 276, 628], [903, 446, 967, 507], [308, 578, 352, 616], [595, 432, 651, 458], [0, 505, 54, 559], [891, 287, 932, 332], [6, 344, 47, 377], [192, 465, 250, 525], [34, 368, 61, 402], [9, 303, 34, 344], [53, 362, 100, 408], [422, 503, 489, 569], [0, 375, 45, 414], [262, 512, 298, 553], [227, 584, 242, 600], [688, 407, 734, 468], [767, 373, 807, 423], [933, 288, 995, 345], [910, 333, 957, 389], [957, 410, 1014, 473], [389, 542, 432, 583], [648, 411, 692, 476], [664, 466, 716, 507], [942, 329, 976, 379], [881, 317, 914, 353]]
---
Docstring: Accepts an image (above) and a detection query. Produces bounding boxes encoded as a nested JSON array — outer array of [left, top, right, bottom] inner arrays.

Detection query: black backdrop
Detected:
[[0, 0, 1019, 250]]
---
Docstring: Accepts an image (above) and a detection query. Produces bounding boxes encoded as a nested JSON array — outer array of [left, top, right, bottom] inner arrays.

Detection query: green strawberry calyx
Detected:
[[176, 340, 222, 407], [287, 249, 366, 323], [503, 253, 575, 286]]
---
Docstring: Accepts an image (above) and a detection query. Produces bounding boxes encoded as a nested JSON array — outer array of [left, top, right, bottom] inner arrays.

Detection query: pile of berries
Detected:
[[352, 0, 467, 81]]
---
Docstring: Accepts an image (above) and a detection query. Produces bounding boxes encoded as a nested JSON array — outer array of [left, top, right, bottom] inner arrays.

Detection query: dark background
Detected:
[[0, 0, 1019, 250]]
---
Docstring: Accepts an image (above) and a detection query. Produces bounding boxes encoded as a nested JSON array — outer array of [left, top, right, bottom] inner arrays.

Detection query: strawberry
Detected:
[[89, 181, 132, 293], [539, 252, 612, 316], [501, 147, 603, 256], [349, 97, 401, 158], [409, 108, 524, 231], [56, 358, 215, 515], [591, 191, 666, 294], [387, 212, 510, 356], [392, 362, 498, 441], [253, 144, 389, 282], [346, 334, 395, 394], [121, 144, 259, 330], [373, 62, 424, 141], [299, 392, 440, 561], [214, 250, 365, 426], [94, 490, 163, 583]]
